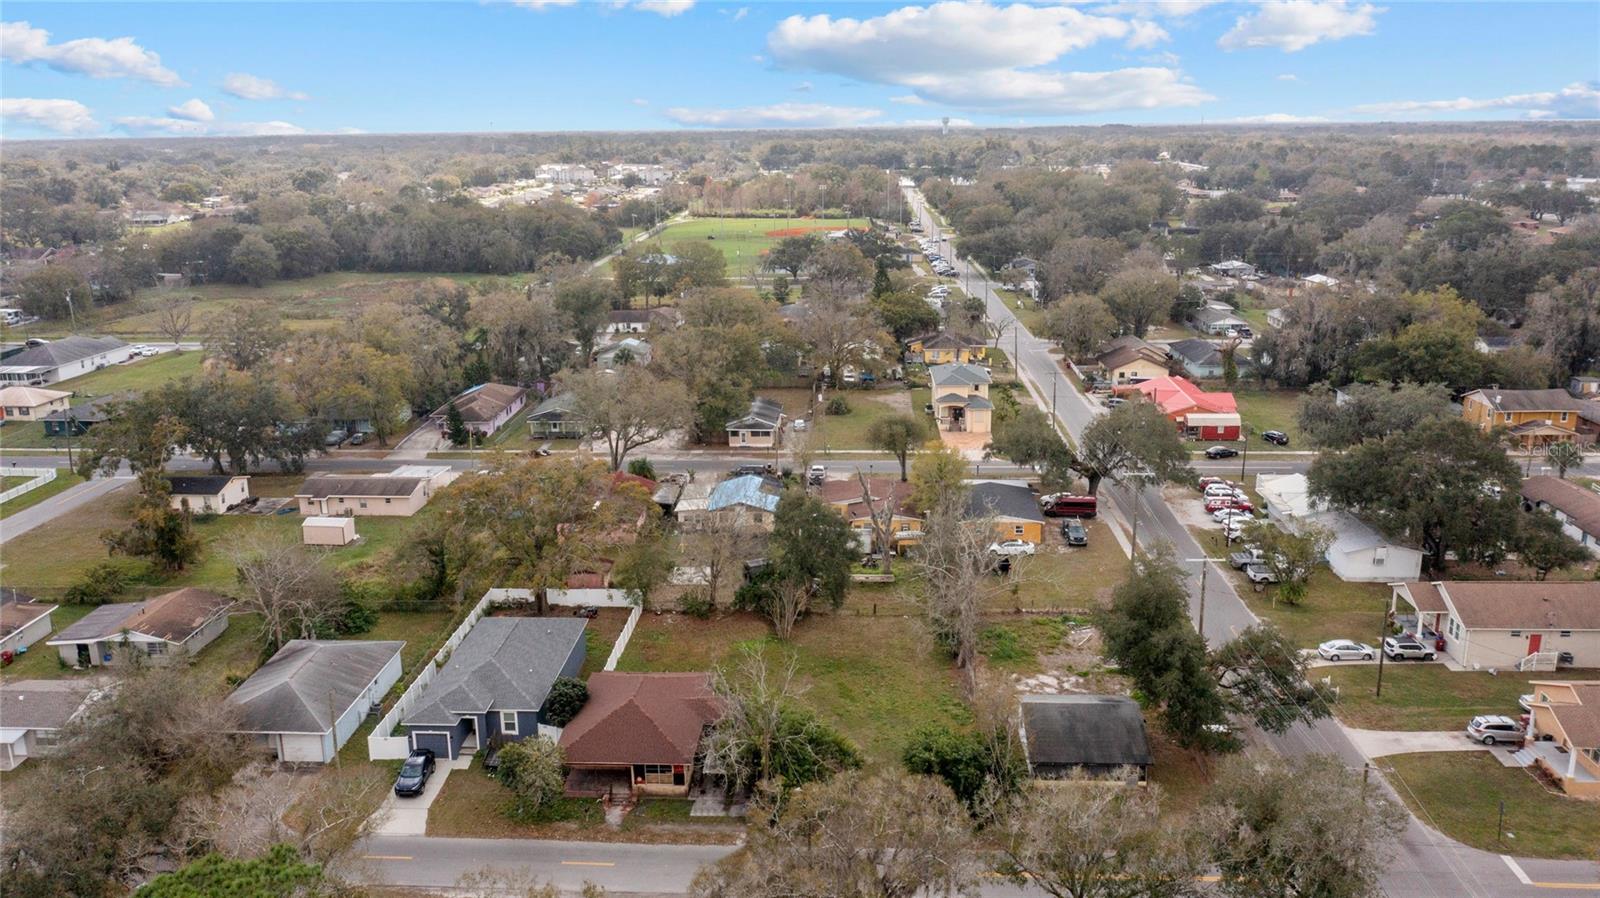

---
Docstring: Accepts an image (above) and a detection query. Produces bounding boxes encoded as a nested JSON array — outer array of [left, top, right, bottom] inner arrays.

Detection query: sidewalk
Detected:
[[0, 475, 133, 545]]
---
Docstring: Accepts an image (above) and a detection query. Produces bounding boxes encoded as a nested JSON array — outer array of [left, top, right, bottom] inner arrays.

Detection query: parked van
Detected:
[[0, 308, 23, 326], [1040, 494, 1097, 518]]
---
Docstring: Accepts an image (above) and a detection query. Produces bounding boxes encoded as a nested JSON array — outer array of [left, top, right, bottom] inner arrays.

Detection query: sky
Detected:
[[1, 1, 1596, 139]]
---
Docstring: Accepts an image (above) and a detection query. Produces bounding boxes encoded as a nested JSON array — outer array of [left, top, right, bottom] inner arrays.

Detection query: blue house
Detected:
[[402, 617, 586, 760]]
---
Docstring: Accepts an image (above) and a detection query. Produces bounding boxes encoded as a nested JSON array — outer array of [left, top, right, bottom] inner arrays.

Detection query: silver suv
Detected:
[[1382, 636, 1436, 661]]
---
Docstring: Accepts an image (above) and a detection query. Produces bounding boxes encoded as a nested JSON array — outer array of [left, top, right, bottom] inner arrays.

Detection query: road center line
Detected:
[[361, 855, 413, 861], [561, 860, 617, 867]]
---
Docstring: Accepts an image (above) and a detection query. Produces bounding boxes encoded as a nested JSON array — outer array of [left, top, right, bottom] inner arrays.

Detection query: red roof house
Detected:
[[558, 672, 720, 798], [1120, 375, 1242, 440]]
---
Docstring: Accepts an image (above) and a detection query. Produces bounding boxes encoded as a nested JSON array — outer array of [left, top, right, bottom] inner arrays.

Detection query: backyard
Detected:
[[1322, 664, 1600, 731], [1380, 752, 1600, 859]]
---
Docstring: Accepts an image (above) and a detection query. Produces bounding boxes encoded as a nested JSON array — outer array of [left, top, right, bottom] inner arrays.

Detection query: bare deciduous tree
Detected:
[[152, 294, 195, 348], [857, 470, 902, 576], [682, 514, 764, 611], [231, 537, 345, 651], [912, 496, 1001, 693], [705, 645, 807, 789]]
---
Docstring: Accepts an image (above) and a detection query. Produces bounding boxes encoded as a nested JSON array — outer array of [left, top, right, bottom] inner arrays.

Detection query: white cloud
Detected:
[[793, 81, 813, 92], [1277, 73, 1299, 81], [167, 98, 215, 122], [890, 94, 929, 105], [892, 117, 976, 128], [732, 6, 749, 20], [630, 97, 650, 106], [509, 0, 579, 7], [1096, 0, 1222, 18], [765, 2, 1207, 116], [1218, 1, 1382, 52], [634, 0, 694, 16], [664, 102, 883, 129], [0, 21, 183, 86], [1, 97, 99, 134], [1225, 112, 1329, 123], [1351, 81, 1600, 120], [116, 115, 307, 137], [221, 72, 309, 101]]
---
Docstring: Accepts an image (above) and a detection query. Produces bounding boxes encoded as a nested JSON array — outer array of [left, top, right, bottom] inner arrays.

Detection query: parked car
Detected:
[[1198, 476, 1234, 489], [792, 419, 808, 431], [130, 344, 158, 357], [808, 464, 826, 486], [1203, 481, 1243, 496], [1061, 518, 1088, 546], [349, 432, 367, 446], [1243, 564, 1279, 585], [324, 429, 348, 447], [393, 748, 436, 797], [987, 539, 1036, 557], [1383, 636, 1437, 661], [1213, 509, 1254, 525], [1317, 640, 1375, 662], [1204, 445, 1239, 459], [730, 463, 772, 477], [1205, 497, 1253, 514], [1466, 715, 1525, 746], [1105, 397, 1127, 409], [1040, 493, 1097, 518], [1262, 430, 1290, 446], [1229, 547, 1265, 569], [1518, 693, 1535, 713]]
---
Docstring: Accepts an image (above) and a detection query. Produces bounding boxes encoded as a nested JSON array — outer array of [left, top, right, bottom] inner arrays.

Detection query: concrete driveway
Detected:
[[1343, 726, 1491, 759], [371, 756, 469, 836]]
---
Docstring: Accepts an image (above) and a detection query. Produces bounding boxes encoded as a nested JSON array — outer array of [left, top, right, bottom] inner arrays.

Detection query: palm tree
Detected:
[[1545, 440, 1584, 479]]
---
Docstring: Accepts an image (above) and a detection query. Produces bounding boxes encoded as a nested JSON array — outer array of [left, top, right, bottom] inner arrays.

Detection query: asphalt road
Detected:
[[911, 187, 1600, 898]]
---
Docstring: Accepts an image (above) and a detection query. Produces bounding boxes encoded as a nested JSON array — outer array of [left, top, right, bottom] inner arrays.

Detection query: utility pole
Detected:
[[1124, 470, 1156, 574], [1375, 594, 1388, 698], [1186, 555, 1225, 644], [1239, 423, 1251, 485]]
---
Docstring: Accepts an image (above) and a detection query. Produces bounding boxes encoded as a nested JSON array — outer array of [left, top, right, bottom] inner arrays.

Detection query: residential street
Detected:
[[0, 474, 133, 545], [910, 187, 1600, 898]]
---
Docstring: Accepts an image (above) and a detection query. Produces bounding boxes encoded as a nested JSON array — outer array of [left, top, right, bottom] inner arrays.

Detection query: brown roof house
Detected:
[[429, 382, 529, 439], [0, 680, 99, 770], [1523, 681, 1600, 799], [1521, 475, 1600, 557], [1091, 336, 1171, 385], [1390, 581, 1600, 672], [46, 588, 231, 668], [0, 589, 57, 656], [559, 672, 720, 798]]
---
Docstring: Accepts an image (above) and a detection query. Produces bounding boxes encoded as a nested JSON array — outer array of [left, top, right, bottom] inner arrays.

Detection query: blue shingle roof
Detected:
[[707, 475, 782, 514]]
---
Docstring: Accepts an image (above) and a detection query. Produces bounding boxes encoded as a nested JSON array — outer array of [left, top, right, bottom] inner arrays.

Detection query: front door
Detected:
[[76, 644, 91, 666], [1528, 633, 1543, 655], [462, 716, 477, 749]]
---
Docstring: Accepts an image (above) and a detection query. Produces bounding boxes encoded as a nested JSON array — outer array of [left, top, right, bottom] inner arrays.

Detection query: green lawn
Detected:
[[644, 216, 862, 269], [1229, 569, 1390, 650], [1323, 665, 1600, 731], [1380, 752, 1600, 859], [1232, 388, 1305, 445], [0, 469, 84, 519], [811, 390, 912, 451], [0, 604, 94, 681], [54, 350, 205, 398], [617, 611, 967, 766]]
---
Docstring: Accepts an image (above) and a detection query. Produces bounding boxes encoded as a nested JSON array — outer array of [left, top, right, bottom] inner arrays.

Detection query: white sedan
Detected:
[[1317, 640, 1376, 662], [1214, 510, 1254, 526], [987, 540, 1037, 557]]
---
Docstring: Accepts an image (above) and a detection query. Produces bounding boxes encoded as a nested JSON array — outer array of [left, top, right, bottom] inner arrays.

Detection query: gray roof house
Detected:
[[228, 640, 405, 764], [0, 680, 99, 771], [1190, 305, 1250, 336], [46, 588, 232, 668], [527, 392, 587, 439], [402, 617, 587, 760], [1167, 339, 1225, 379], [1020, 694, 1152, 783], [0, 335, 133, 385], [595, 337, 652, 368]]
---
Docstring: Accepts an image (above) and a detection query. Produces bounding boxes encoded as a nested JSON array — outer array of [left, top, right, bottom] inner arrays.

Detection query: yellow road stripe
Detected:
[[561, 861, 616, 867]]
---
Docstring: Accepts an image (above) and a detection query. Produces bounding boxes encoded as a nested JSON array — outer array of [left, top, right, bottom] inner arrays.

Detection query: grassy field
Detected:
[[1323, 665, 1600, 731], [0, 469, 84, 519], [1380, 752, 1600, 859], [616, 611, 966, 766], [1232, 388, 1305, 445], [19, 272, 499, 340], [1230, 569, 1389, 650], [58, 351, 206, 397], [810, 389, 913, 451], [643, 216, 863, 269]]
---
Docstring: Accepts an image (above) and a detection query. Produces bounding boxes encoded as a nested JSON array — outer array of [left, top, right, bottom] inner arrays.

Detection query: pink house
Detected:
[[1119, 375, 1241, 441]]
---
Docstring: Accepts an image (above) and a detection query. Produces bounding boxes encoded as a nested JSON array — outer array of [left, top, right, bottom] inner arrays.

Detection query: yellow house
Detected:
[[1460, 388, 1587, 450], [817, 477, 923, 552], [1526, 681, 1600, 799], [1092, 336, 1170, 385], [908, 331, 988, 366], [967, 481, 1046, 544], [930, 363, 993, 434]]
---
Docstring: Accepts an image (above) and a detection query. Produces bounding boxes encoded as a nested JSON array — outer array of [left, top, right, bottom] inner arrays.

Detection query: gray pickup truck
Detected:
[[1229, 548, 1265, 570]]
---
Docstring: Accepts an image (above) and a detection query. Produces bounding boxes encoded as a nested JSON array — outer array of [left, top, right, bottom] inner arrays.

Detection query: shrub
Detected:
[[544, 676, 589, 727], [495, 738, 567, 820], [679, 588, 715, 619], [64, 562, 133, 605], [826, 397, 851, 416], [626, 457, 656, 480]]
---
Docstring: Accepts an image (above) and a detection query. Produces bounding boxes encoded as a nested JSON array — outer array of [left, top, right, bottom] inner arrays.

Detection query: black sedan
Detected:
[[1204, 445, 1239, 459], [394, 748, 436, 797], [1262, 430, 1290, 446]]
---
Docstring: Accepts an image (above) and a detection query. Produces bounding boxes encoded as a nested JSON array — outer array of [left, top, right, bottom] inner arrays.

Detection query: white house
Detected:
[[227, 640, 405, 763], [1390, 581, 1600, 671], [1520, 475, 1600, 556], [0, 681, 99, 770], [167, 475, 251, 514], [1255, 473, 1424, 581], [0, 592, 56, 656], [0, 336, 134, 385]]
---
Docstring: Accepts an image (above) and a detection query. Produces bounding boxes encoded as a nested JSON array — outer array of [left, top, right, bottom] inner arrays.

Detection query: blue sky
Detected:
[[1, 1, 1596, 138]]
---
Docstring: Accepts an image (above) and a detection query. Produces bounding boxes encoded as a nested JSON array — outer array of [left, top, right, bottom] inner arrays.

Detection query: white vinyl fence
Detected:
[[0, 468, 57, 505]]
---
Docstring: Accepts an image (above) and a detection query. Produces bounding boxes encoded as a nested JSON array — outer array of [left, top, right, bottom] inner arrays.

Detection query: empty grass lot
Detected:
[[617, 611, 967, 766], [1380, 752, 1600, 859], [1230, 569, 1390, 650], [1231, 388, 1305, 446], [1322, 665, 1600, 731], [56, 350, 206, 397], [644, 216, 861, 268]]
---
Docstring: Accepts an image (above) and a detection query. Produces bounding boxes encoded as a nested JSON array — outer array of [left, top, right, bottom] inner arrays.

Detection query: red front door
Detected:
[[1528, 633, 1543, 655]]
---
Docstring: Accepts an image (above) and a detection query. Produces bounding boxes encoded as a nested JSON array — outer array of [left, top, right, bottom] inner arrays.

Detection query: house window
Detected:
[[1560, 631, 1572, 637], [639, 763, 676, 785], [1013, 525, 1024, 536], [500, 710, 518, 735], [384, 498, 391, 504], [1560, 412, 1569, 423], [1504, 413, 1513, 423], [1510, 630, 1521, 638], [899, 522, 911, 532], [359, 500, 368, 509], [145, 642, 167, 656]]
